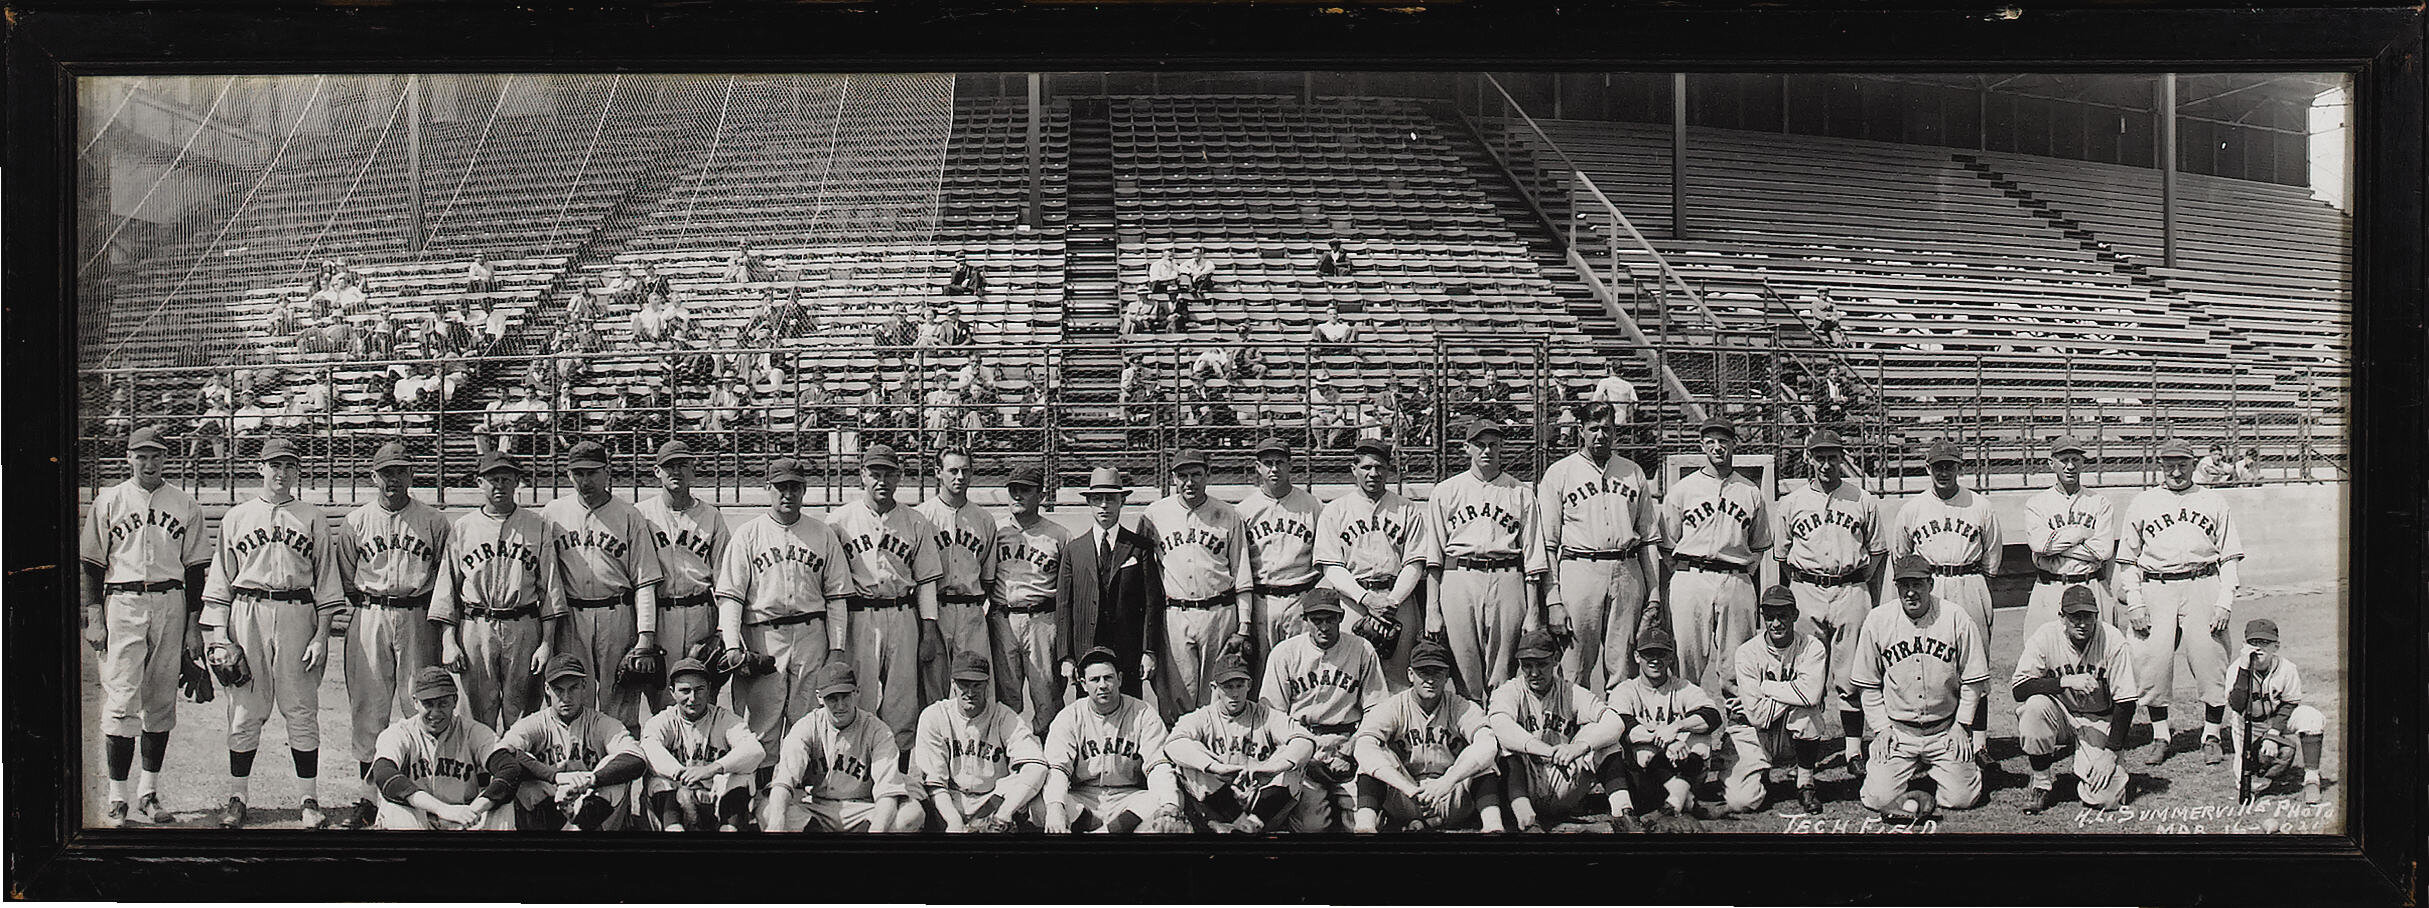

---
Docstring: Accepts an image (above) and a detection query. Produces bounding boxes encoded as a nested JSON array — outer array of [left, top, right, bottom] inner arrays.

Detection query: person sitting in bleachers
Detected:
[[274, 377, 329, 435], [297, 316, 352, 355], [1808, 289, 1843, 345], [873, 303, 918, 349], [1149, 250, 1183, 309], [1190, 376, 1240, 439], [945, 254, 988, 297], [440, 364, 475, 409], [702, 374, 757, 445], [268, 294, 306, 338], [639, 263, 673, 301], [360, 312, 399, 360], [920, 304, 972, 351], [604, 385, 671, 459], [190, 396, 232, 462], [1316, 239, 1354, 277], [1589, 358, 1639, 424], [392, 364, 436, 412], [1180, 249, 1215, 301], [603, 266, 641, 308], [1309, 372, 1356, 450], [465, 251, 498, 294], [476, 300, 511, 352], [724, 240, 765, 284], [632, 294, 681, 346], [1470, 363, 1518, 424], [1121, 289, 1166, 336], [2195, 444, 2238, 486], [476, 385, 548, 455], [2234, 447, 2263, 485], [199, 372, 234, 414], [334, 272, 370, 315], [1118, 354, 1154, 408], [1309, 304, 1359, 346], [231, 393, 273, 440], [924, 377, 965, 453]]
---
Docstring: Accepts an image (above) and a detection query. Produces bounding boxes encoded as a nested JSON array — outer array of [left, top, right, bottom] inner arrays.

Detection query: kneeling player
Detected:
[[366, 668, 513, 830], [915, 652, 1048, 832], [1041, 647, 1184, 833], [1352, 639, 1505, 833], [498, 655, 648, 831], [1164, 651, 1315, 833], [1722, 587, 1828, 817], [1488, 630, 1628, 831], [1259, 595, 1389, 832], [639, 657, 764, 831], [2014, 587, 2138, 813], [1596, 630, 1723, 823], [765, 663, 922, 832], [2227, 619, 2327, 805], [1852, 556, 1988, 814]]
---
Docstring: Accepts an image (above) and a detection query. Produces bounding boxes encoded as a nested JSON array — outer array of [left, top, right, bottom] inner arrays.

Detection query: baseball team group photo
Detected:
[[70, 70, 2352, 838]]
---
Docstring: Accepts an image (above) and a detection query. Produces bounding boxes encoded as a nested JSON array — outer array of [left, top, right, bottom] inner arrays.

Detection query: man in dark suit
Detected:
[[1058, 467, 1164, 701]]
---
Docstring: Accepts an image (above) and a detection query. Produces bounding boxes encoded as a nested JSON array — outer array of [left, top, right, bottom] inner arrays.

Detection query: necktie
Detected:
[[1099, 533, 1115, 581]]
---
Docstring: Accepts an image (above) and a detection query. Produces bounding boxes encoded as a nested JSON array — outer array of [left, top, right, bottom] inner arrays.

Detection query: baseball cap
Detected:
[[1757, 585, 1799, 614], [1351, 438, 1394, 461], [2243, 618, 2281, 644], [1805, 429, 1844, 452], [666, 657, 713, 684], [1301, 594, 1347, 619], [1892, 553, 1933, 581], [126, 427, 170, 452], [256, 437, 302, 463], [1084, 467, 1129, 497], [1697, 416, 1737, 441], [474, 451, 526, 477], [370, 441, 412, 471], [2157, 438, 2198, 459], [410, 666, 457, 701], [812, 662, 858, 696], [1171, 448, 1211, 471], [1636, 629, 1677, 655], [1514, 629, 1561, 661], [2050, 436, 2090, 457], [1252, 437, 1291, 458], [1077, 645, 1122, 673], [860, 445, 901, 471], [950, 651, 992, 682], [1408, 638, 1456, 672], [1006, 464, 1048, 489], [565, 440, 610, 469], [655, 440, 697, 466], [542, 654, 590, 684], [2059, 586, 2101, 616], [766, 457, 808, 485], [1923, 440, 1964, 465], [1209, 651, 1253, 685], [1461, 419, 1505, 443]]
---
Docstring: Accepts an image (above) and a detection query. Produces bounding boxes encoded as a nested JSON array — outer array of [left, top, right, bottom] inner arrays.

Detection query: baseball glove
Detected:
[[618, 643, 667, 689], [1305, 751, 1357, 787], [1139, 810, 1195, 835], [1640, 808, 1706, 834], [206, 641, 252, 688], [1351, 613, 1403, 654], [179, 650, 216, 704], [965, 815, 1016, 834]]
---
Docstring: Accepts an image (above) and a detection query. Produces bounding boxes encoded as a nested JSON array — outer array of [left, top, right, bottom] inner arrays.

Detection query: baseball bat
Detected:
[[2237, 652, 2259, 804]]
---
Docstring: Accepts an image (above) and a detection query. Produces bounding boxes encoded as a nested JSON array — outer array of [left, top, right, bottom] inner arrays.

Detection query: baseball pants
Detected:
[[513, 778, 632, 831], [1859, 722, 1982, 811], [225, 596, 326, 753], [987, 608, 1062, 733], [345, 601, 434, 757], [373, 800, 515, 830], [1159, 602, 1238, 716], [736, 620, 830, 769], [458, 613, 543, 731], [1503, 753, 1605, 822], [1438, 567, 1529, 699], [1253, 589, 1316, 656], [928, 789, 1024, 826], [644, 600, 718, 717], [2023, 579, 2116, 636], [2229, 705, 2326, 780], [1931, 575, 1995, 644], [1789, 579, 1872, 708], [850, 603, 922, 751], [1557, 557, 1651, 691], [1179, 766, 1303, 827], [561, 602, 643, 729], [1725, 718, 1824, 812], [100, 588, 186, 737], [932, 599, 991, 705], [1667, 567, 1755, 693], [2016, 695, 2126, 808], [1358, 772, 1498, 828], [1061, 785, 1170, 832], [2133, 575, 2230, 711]]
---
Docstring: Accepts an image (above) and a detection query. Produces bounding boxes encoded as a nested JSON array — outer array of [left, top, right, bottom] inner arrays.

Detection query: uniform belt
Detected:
[[1560, 542, 1643, 561], [996, 596, 1056, 614], [1253, 579, 1318, 597], [1891, 715, 1957, 735], [105, 580, 185, 594], [359, 592, 432, 609], [233, 587, 313, 603], [569, 594, 630, 610], [1673, 555, 1746, 574], [1788, 566, 1868, 587], [848, 596, 915, 611], [1449, 554, 1521, 571], [661, 592, 715, 609], [750, 611, 825, 628], [1356, 575, 1396, 591], [1308, 722, 1359, 736], [2036, 569, 2100, 584], [941, 592, 990, 605], [461, 604, 538, 620], [1928, 564, 1984, 577], [2144, 563, 2220, 582], [1168, 592, 1236, 610]]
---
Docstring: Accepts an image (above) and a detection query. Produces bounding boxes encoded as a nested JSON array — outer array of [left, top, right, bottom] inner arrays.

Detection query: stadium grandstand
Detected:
[[77, 71, 2349, 508]]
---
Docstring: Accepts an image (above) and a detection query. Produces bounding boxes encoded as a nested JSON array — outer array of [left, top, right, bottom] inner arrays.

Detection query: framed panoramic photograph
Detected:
[[6, 1, 2420, 904]]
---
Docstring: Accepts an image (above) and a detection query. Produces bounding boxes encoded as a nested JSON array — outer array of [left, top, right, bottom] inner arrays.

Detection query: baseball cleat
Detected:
[[1847, 753, 1867, 778], [300, 798, 328, 829], [2023, 786, 2059, 815], [1792, 787, 1823, 818], [134, 793, 165, 825], [219, 797, 248, 829], [2303, 778, 2322, 805], [347, 798, 376, 830], [2202, 736, 2224, 765], [105, 800, 130, 827], [2151, 737, 2173, 764], [1609, 811, 1645, 834]]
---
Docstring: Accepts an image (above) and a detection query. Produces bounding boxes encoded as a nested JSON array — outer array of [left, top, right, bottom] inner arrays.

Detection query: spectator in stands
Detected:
[[602, 265, 641, 309], [466, 252, 498, 294], [702, 374, 757, 446], [920, 304, 972, 351], [1470, 362, 1518, 424], [1309, 303, 1358, 346], [2195, 444, 2238, 486], [1118, 353, 1154, 408], [945, 254, 988, 298], [279, 373, 333, 435], [640, 263, 673, 301], [477, 385, 549, 455], [724, 240, 765, 284], [1180, 249, 1215, 302], [361, 311, 398, 360], [477, 300, 511, 352], [1190, 377, 1239, 442], [320, 316, 363, 355], [335, 271, 370, 315], [441, 364, 475, 409], [200, 372, 234, 414], [269, 294, 306, 338], [798, 374, 838, 453], [1309, 371, 1356, 450], [558, 318, 604, 355], [1148, 250, 1183, 309], [392, 364, 436, 412], [232, 393, 273, 440], [873, 302, 918, 349], [2235, 447, 2263, 484], [1589, 358, 1639, 424], [632, 294, 680, 346], [924, 375, 965, 453], [1316, 239, 1354, 277], [1120, 288, 1165, 337], [602, 385, 667, 460], [191, 396, 232, 462], [1808, 288, 1843, 345]]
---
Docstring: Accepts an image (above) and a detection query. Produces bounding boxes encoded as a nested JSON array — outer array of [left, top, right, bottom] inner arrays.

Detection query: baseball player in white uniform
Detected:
[[80, 427, 210, 827], [1238, 437, 1325, 654], [2021, 436, 2118, 632], [200, 437, 349, 829], [333, 441, 452, 829], [1352, 637, 1506, 833], [914, 652, 1049, 831], [828, 444, 947, 751], [433, 452, 561, 734], [1851, 555, 1989, 814], [639, 656, 765, 831], [1315, 439, 1430, 686], [1539, 401, 1662, 692], [1488, 629, 1629, 830], [1658, 416, 1773, 695], [2013, 586, 2139, 813], [365, 668, 515, 830], [1721, 587, 1829, 817], [766, 662, 922, 832], [541, 440, 666, 732], [1888, 439, 2004, 756], [1593, 629, 1723, 823], [495, 654, 648, 830], [1162, 650, 1316, 833], [2120, 437, 2245, 765], [2226, 619, 2327, 804], [1041, 647, 1183, 833], [715, 458, 854, 779], [637, 441, 726, 708], [989, 464, 1070, 735], [1258, 594, 1388, 831], [1770, 429, 1884, 774], [1423, 420, 1548, 700], [916, 448, 998, 702], [1138, 448, 1255, 716]]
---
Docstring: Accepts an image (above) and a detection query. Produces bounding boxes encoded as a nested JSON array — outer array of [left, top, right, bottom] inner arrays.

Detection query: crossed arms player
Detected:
[[494, 654, 649, 831], [1041, 646, 1185, 833], [765, 662, 923, 832], [1488, 629, 1632, 831], [1352, 637, 1506, 833], [1720, 587, 1829, 817], [366, 667, 514, 830], [639, 656, 765, 831], [1163, 650, 1316, 833]]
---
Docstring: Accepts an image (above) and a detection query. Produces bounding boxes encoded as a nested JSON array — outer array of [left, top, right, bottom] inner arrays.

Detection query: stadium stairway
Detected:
[[1051, 99, 1136, 462]]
